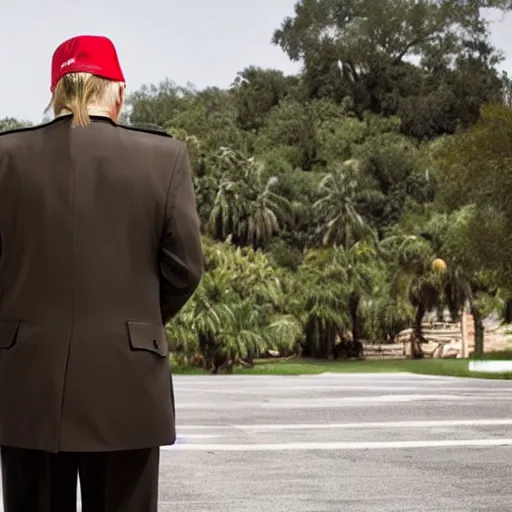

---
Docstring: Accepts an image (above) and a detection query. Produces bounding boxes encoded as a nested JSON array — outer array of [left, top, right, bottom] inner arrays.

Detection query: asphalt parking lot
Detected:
[[4, 371, 512, 511], [161, 372, 512, 512]]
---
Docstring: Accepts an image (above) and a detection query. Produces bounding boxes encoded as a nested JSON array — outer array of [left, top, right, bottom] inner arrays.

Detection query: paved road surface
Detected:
[[5, 372, 512, 511]]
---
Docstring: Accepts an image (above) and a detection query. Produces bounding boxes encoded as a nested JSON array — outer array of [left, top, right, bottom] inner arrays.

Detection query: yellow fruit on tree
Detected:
[[432, 258, 447, 272]]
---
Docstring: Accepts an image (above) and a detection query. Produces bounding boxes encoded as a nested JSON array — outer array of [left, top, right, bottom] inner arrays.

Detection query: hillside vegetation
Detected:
[[4, 0, 512, 372]]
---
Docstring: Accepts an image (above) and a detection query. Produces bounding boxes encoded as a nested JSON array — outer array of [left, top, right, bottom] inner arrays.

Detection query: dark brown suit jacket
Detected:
[[0, 115, 203, 453]]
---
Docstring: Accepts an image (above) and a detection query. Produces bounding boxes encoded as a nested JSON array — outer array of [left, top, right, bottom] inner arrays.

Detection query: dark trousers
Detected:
[[0, 446, 159, 512]]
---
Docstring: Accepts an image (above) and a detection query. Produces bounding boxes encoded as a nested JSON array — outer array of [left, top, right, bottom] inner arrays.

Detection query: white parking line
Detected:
[[178, 418, 512, 431], [165, 438, 512, 452], [178, 434, 223, 439], [176, 394, 512, 410], [175, 385, 512, 393]]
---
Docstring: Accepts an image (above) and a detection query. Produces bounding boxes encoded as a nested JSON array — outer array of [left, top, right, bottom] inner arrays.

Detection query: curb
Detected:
[[469, 360, 512, 373]]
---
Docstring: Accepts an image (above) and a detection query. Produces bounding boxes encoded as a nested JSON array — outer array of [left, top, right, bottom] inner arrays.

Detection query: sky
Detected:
[[0, 0, 512, 123]]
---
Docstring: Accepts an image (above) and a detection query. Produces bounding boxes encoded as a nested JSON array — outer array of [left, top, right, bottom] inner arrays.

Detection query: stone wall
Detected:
[[364, 316, 512, 359]]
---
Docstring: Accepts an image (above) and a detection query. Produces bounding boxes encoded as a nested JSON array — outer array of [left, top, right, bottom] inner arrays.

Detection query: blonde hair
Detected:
[[46, 72, 125, 127]]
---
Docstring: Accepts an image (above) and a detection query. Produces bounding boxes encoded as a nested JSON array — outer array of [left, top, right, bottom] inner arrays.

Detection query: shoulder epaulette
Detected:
[[0, 121, 51, 137], [119, 123, 173, 138]]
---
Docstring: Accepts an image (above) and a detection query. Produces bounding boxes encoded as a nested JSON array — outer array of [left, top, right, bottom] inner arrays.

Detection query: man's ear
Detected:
[[118, 83, 126, 108], [114, 83, 126, 119]]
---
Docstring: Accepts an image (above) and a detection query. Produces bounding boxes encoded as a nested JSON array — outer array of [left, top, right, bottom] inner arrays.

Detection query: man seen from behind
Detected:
[[0, 34, 203, 512]]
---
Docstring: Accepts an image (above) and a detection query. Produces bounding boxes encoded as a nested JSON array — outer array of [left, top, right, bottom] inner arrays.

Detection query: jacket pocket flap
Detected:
[[0, 321, 20, 349], [127, 321, 168, 357]]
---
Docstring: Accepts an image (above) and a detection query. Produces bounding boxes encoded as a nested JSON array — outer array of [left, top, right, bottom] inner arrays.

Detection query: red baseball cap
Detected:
[[50, 35, 125, 92]]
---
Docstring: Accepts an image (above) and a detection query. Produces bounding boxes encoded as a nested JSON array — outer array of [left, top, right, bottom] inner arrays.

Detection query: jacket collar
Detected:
[[52, 113, 117, 127]]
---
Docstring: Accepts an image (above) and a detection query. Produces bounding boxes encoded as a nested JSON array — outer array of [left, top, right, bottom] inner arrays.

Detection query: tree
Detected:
[[380, 231, 442, 354], [166, 239, 301, 372], [255, 98, 320, 170], [205, 147, 293, 248], [0, 118, 32, 132], [231, 67, 300, 131], [126, 81, 246, 152], [273, 0, 510, 137], [332, 242, 379, 348], [429, 208, 508, 356], [292, 248, 350, 358], [435, 104, 512, 284], [313, 159, 375, 247], [126, 80, 189, 128], [356, 131, 434, 232]]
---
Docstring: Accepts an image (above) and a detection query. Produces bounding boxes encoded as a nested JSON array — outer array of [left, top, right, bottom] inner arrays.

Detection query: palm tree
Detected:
[[380, 232, 443, 356], [361, 292, 415, 344], [265, 315, 303, 356], [166, 238, 300, 372], [314, 160, 375, 248], [292, 249, 350, 358], [435, 208, 508, 356], [207, 148, 293, 248], [331, 242, 378, 348]]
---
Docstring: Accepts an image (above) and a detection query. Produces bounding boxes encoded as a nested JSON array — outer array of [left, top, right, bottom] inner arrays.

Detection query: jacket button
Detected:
[[153, 339, 159, 349]]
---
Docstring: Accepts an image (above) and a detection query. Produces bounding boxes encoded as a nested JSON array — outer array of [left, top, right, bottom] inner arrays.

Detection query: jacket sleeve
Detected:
[[159, 144, 204, 325]]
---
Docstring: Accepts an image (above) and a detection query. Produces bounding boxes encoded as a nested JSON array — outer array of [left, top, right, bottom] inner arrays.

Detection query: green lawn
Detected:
[[172, 357, 512, 379], [469, 350, 512, 360]]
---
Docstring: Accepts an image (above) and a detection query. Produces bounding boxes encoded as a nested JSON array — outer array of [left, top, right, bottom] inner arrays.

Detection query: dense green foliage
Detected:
[[4, 0, 512, 370]]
